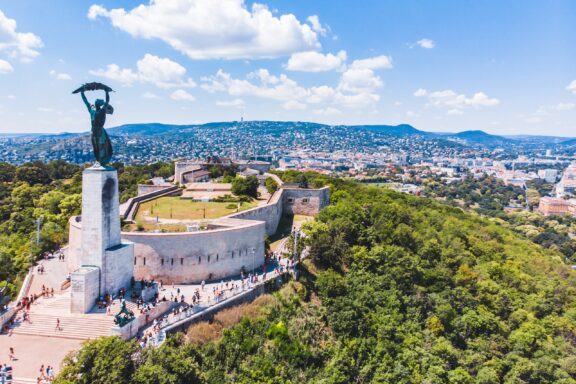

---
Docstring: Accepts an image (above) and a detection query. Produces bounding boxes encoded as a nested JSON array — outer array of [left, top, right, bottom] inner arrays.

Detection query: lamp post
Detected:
[[36, 216, 43, 246], [251, 247, 256, 278]]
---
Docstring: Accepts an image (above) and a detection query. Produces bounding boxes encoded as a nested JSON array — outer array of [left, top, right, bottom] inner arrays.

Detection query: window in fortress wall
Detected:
[[199, 256, 202, 264], [208, 255, 211, 263], [217, 254, 219, 261], [232, 251, 234, 258], [181, 258, 184, 265], [287, 197, 294, 204], [134, 258, 137, 265], [171, 258, 174, 266], [302, 198, 309, 204], [143, 257, 146, 266]]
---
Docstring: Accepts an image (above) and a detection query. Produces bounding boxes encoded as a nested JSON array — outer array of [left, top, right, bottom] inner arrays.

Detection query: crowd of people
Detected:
[[0, 362, 13, 384], [35, 364, 56, 383]]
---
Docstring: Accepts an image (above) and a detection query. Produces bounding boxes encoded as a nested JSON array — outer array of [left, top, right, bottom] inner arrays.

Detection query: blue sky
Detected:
[[0, 0, 575, 135]]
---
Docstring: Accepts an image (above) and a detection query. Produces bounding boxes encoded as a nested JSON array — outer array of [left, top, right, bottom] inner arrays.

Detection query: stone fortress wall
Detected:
[[68, 170, 329, 285], [124, 218, 266, 284]]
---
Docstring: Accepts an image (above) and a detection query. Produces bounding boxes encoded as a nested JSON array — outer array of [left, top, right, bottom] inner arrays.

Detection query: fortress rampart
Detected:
[[68, 184, 330, 284]]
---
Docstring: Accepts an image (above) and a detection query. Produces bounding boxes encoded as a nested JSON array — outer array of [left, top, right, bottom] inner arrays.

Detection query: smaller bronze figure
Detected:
[[73, 82, 114, 166], [114, 299, 135, 327]]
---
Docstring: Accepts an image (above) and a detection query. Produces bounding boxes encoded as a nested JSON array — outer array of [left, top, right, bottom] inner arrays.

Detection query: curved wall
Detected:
[[123, 220, 265, 284], [69, 216, 265, 284], [67, 185, 329, 285]]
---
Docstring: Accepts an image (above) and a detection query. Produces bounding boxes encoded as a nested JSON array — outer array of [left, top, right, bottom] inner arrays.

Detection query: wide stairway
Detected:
[[9, 294, 116, 340]]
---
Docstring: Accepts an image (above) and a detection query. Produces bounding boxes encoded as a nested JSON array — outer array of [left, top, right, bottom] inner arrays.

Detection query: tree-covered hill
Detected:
[[0, 160, 173, 301], [55, 177, 576, 384]]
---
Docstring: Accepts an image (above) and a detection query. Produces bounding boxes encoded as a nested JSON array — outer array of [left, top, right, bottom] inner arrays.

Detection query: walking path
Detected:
[[0, 226, 305, 381]]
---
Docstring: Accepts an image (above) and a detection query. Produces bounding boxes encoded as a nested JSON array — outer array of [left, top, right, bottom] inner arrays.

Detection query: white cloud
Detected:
[[136, 54, 196, 88], [447, 109, 464, 116], [141, 92, 159, 99], [414, 88, 427, 97], [170, 89, 195, 101], [90, 54, 196, 88], [525, 116, 542, 124], [282, 100, 306, 110], [554, 102, 575, 111], [417, 89, 499, 109], [416, 38, 435, 49], [88, 0, 320, 60], [285, 50, 346, 72], [306, 15, 328, 36], [89, 64, 138, 85], [49, 70, 71, 80], [216, 98, 245, 108], [202, 65, 383, 110], [0, 59, 13, 74], [567, 80, 576, 94], [314, 107, 341, 115], [338, 68, 382, 94], [350, 55, 393, 70], [202, 69, 308, 101], [37, 107, 55, 112], [0, 10, 43, 62]]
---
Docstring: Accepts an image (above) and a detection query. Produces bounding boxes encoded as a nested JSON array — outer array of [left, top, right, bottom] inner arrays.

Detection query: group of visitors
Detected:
[[41, 286, 54, 298], [36, 364, 55, 383], [0, 362, 13, 384]]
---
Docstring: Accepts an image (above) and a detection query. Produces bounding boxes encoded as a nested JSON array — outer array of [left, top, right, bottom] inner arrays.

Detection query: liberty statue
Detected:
[[73, 82, 114, 166]]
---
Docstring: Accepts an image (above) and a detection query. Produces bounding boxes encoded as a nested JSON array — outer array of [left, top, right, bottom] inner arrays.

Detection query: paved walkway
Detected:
[[0, 333, 82, 383], [28, 252, 68, 295]]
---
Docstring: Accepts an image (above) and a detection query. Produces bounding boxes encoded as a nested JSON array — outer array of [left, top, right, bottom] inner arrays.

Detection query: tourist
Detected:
[[201, 280, 205, 290], [55, 318, 62, 331], [8, 347, 14, 361]]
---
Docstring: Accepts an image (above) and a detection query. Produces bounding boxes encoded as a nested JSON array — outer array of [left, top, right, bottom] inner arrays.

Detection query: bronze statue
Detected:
[[114, 299, 135, 327], [73, 82, 114, 166]]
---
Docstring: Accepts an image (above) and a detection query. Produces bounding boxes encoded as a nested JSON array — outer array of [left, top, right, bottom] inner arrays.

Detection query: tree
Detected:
[[55, 337, 137, 384], [264, 177, 278, 194], [15, 165, 51, 185], [133, 342, 204, 384], [231, 176, 259, 198], [0, 162, 16, 182]]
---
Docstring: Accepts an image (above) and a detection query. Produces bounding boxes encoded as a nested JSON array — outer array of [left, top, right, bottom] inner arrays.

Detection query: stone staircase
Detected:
[[8, 294, 115, 340]]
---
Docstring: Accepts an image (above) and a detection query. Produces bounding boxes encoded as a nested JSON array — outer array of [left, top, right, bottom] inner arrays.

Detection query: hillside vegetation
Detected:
[[54, 176, 576, 383]]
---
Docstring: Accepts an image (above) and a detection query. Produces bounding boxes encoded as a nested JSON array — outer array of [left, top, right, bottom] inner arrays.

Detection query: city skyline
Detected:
[[0, 0, 575, 135]]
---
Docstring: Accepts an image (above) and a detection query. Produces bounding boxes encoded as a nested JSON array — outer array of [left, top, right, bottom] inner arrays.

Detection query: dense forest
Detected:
[[53, 174, 576, 383], [0, 160, 172, 301]]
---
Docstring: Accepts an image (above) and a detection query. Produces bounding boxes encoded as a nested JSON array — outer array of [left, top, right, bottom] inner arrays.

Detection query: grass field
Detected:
[[135, 196, 257, 222]]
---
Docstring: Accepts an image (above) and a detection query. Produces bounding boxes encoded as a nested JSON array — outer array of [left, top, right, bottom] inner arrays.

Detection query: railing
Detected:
[[122, 185, 180, 220], [145, 267, 296, 347]]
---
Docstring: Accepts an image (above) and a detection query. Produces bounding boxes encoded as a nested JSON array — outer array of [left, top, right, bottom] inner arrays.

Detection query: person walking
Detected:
[[8, 347, 14, 361], [55, 318, 62, 331]]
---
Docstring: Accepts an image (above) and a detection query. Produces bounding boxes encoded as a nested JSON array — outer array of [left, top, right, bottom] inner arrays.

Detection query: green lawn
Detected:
[[135, 197, 257, 222]]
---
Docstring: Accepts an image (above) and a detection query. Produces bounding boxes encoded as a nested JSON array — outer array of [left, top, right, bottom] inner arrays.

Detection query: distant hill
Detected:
[[440, 130, 511, 146], [107, 121, 428, 138], [108, 123, 196, 136], [349, 123, 427, 136], [560, 138, 576, 146]]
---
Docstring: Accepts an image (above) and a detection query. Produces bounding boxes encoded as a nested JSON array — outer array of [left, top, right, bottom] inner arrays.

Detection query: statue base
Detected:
[[70, 166, 134, 313]]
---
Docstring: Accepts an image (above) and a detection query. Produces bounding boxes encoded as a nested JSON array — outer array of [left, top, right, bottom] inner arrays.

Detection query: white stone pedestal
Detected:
[[71, 165, 134, 313], [70, 267, 100, 314]]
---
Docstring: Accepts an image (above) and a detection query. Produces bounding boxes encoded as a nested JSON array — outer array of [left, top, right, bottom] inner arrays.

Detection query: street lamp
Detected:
[[251, 247, 256, 278], [36, 216, 43, 246]]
